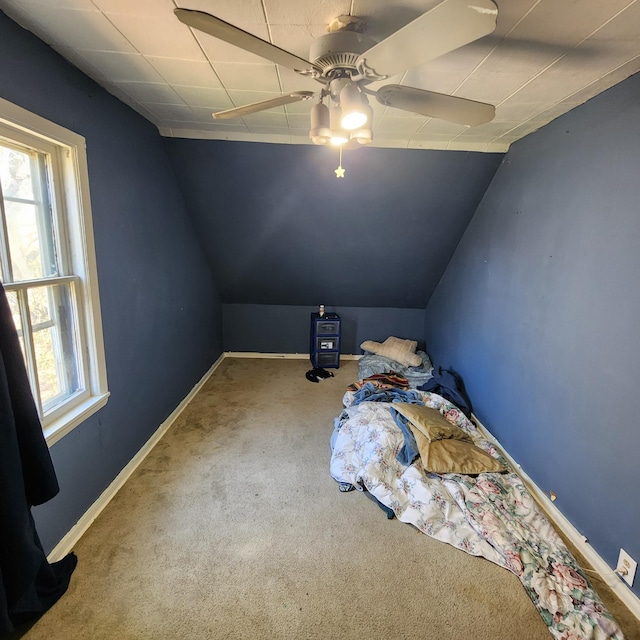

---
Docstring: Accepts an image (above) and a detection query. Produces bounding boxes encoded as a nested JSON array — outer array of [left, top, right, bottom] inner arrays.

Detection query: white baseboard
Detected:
[[224, 351, 309, 359], [48, 354, 225, 562], [473, 414, 640, 621], [224, 351, 361, 360]]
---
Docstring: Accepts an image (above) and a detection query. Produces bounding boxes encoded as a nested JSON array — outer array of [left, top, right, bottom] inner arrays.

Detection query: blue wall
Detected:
[[223, 303, 425, 354], [0, 11, 223, 551], [424, 72, 640, 598], [164, 138, 502, 309]]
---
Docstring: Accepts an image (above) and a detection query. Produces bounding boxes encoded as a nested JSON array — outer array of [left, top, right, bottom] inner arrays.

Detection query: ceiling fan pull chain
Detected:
[[335, 146, 345, 179]]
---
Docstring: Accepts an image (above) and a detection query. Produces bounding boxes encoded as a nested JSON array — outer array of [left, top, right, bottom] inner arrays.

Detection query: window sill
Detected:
[[44, 392, 110, 447]]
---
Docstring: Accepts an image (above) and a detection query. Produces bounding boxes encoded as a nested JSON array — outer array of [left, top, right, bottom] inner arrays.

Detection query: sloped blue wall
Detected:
[[425, 71, 640, 599], [164, 138, 503, 309], [0, 11, 223, 551]]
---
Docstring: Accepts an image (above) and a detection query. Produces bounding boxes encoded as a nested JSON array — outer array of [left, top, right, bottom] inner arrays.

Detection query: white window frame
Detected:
[[0, 97, 109, 446]]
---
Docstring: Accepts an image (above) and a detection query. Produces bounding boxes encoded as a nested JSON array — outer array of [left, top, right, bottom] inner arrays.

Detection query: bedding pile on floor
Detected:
[[330, 383, 624, 640]]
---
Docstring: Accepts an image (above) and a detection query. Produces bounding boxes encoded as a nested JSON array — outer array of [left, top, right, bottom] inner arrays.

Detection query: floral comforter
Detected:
[[330, 389, 624, 640]]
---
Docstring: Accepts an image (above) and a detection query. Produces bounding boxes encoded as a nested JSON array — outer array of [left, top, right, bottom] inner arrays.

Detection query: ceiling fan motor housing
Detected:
[[309, 31, 377, 79]]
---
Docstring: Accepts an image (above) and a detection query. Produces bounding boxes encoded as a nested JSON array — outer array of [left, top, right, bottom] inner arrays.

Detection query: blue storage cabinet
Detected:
[[310, 312, 341, 369]]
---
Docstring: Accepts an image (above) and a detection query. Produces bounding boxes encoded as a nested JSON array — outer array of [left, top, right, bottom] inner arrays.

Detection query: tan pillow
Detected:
[[360, 336, 422, 368], [393, 403, 471, 442], [393, 404, 507, 475]]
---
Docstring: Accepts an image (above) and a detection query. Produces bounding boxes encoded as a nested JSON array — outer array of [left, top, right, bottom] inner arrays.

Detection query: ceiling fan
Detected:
[[175, 0, 498, 148]]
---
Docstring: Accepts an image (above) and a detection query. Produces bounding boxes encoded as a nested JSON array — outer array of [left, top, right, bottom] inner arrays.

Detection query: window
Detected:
[[0, 98, 108, 445]]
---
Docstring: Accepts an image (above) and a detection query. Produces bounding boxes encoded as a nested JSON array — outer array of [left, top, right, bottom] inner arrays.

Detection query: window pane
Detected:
[[1, 143, 57, 281], [5, 288, 20, 331], [28, 283, 80, 412], [5, 200, 53, 279], [0, 145, 35, 199], [4, 289, 28, 362], [32, 323, 60, 403]]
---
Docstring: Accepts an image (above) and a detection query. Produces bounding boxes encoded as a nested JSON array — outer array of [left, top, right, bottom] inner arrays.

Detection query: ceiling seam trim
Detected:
[[260, 0, 273, 43]]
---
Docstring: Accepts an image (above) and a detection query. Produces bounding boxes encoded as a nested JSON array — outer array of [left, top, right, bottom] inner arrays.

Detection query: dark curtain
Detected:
[[0, 283, 77, 636]]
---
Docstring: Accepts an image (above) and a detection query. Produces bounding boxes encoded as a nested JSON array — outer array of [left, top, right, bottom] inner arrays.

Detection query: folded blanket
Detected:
[[358, 351, 433, 389]]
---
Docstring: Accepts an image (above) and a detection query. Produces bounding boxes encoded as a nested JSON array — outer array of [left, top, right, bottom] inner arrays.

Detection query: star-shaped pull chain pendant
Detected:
[[335, 145, 345, 178]]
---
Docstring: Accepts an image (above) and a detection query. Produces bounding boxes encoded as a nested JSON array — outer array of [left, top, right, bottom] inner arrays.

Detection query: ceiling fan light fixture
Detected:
[[351, 127, 373, 145], [339, 82, 368, 130], [309, 101, 331, 145], [330, 133, 349, 146], [341, 111, 367, 130], [329, 106, 349, 146], [350, 103, 373, 143]]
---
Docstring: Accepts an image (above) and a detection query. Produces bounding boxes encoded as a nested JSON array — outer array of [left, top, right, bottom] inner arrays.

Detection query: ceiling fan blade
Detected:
[[356, 0, 497, 78], [376, 84, 494, 126], [175, 9, 320, 73], [212, 92, 314, 120]]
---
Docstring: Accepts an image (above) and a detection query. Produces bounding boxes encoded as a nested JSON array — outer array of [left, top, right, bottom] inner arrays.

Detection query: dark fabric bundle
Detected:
[[0, 283, 77, 636], [417, 366, 473, 419]]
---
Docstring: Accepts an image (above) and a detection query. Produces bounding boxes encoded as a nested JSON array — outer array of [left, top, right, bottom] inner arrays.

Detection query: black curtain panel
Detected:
[[0, 283, 77, 636]]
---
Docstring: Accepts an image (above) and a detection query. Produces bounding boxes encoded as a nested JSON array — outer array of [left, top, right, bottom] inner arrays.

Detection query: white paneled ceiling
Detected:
[[2, 0, 640, 152]]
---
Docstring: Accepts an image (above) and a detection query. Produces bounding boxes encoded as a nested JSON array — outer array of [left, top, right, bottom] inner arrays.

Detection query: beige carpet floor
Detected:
[[18, 358, 640, 639]]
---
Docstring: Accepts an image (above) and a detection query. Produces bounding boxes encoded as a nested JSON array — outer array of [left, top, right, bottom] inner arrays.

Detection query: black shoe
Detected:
[[306, 369, 320, 383]]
